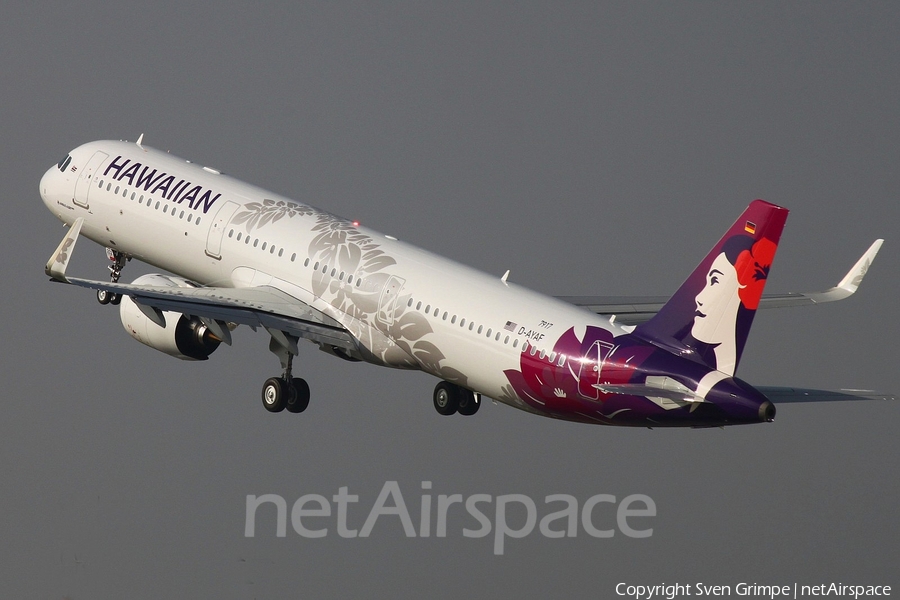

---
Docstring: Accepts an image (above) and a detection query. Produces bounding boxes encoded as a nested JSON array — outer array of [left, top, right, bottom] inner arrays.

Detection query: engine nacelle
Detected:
[[119, 274, 221, 361]]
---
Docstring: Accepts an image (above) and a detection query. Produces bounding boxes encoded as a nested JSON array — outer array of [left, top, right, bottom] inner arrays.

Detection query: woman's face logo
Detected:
[[692, 252, 744, 346]]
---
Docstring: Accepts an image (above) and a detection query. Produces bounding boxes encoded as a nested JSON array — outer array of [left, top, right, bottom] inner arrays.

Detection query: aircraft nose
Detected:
[[40, 166, 56, 207]]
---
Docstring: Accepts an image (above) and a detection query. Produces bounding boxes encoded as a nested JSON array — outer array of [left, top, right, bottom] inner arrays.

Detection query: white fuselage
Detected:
[[41, 140, 626, 417]]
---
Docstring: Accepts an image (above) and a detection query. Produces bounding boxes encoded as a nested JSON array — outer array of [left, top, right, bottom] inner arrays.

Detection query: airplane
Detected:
[[40, 137, 892, 427]]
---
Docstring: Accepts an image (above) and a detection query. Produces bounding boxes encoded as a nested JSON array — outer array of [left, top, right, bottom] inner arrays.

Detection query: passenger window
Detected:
[[442, 312, 448, 321], [236, 232, 242, 241], [416, 302, 422, 310], [196, 218, 201, 225], [253, 239, 259, 247], [425, 305, 431, 313], [270, 246, 275, 254], [486, 328, 492, 337], [459, 318, 466, 327], [115, 186, 119, 194], [180, 211, 184, 219], [477, 325, 483, 334], [261, 242, 267, 250], [279, 249, 284, 258]]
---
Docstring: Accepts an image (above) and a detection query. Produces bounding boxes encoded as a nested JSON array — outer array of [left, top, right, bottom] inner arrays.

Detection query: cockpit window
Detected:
[[57, 154, 72, 172]]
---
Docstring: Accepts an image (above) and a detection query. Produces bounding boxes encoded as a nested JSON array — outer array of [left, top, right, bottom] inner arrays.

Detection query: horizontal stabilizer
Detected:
[[759, 386, 896, 403], [595, 376, 705, 403]]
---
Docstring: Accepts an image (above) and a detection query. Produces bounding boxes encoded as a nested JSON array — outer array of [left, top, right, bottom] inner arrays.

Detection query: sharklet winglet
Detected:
[[836, 239, 883, 294], [45, 217, 84, 283]]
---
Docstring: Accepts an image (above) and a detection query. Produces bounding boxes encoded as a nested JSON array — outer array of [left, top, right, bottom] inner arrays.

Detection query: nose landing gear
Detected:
[[97, 248, 130, 305]]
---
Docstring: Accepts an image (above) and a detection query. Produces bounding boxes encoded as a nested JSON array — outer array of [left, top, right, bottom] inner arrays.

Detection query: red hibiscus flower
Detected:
[[734, 238, 777, 310]]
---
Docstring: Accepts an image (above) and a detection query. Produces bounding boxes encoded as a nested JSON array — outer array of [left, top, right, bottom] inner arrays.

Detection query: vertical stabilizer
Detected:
[[635, 200, 789, 376]]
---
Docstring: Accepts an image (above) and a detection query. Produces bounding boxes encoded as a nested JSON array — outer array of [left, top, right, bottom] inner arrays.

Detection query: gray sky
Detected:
[[2, 2, 898, 598]]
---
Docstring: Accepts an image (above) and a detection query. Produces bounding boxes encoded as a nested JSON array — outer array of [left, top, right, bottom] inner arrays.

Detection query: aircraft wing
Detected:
[[558, 239, 883, 325], [45, 218, 358, 352]]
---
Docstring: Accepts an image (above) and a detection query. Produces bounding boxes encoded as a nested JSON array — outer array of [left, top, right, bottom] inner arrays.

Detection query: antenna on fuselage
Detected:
[[501, 269, 510, 285], [136, 133, 145, 150]]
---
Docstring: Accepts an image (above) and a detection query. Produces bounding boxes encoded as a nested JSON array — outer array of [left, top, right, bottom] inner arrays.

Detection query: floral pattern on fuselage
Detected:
[[233, 198, 465, 383]]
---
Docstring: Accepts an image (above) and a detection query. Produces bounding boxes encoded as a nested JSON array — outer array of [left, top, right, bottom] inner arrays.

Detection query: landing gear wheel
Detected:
[[457, 389, 480, 416], [286, 378, 310, 413], [261, 377, 288, 413], [110, 293, 122, 305], [96, 289, 112, 305], [433, 381, 459, 416]]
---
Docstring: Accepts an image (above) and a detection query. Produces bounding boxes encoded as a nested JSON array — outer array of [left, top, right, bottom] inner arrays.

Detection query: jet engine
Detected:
[[119, 274, 221, 360]]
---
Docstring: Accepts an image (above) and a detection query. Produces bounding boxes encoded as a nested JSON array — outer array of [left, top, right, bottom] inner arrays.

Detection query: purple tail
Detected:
[[635, 200, 789, 376]]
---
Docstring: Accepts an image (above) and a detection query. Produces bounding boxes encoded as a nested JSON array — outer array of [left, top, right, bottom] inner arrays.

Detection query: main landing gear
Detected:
[[96, 248, 130, 306], [433, 381, 480, 416], [262, 335, 310, 414]]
